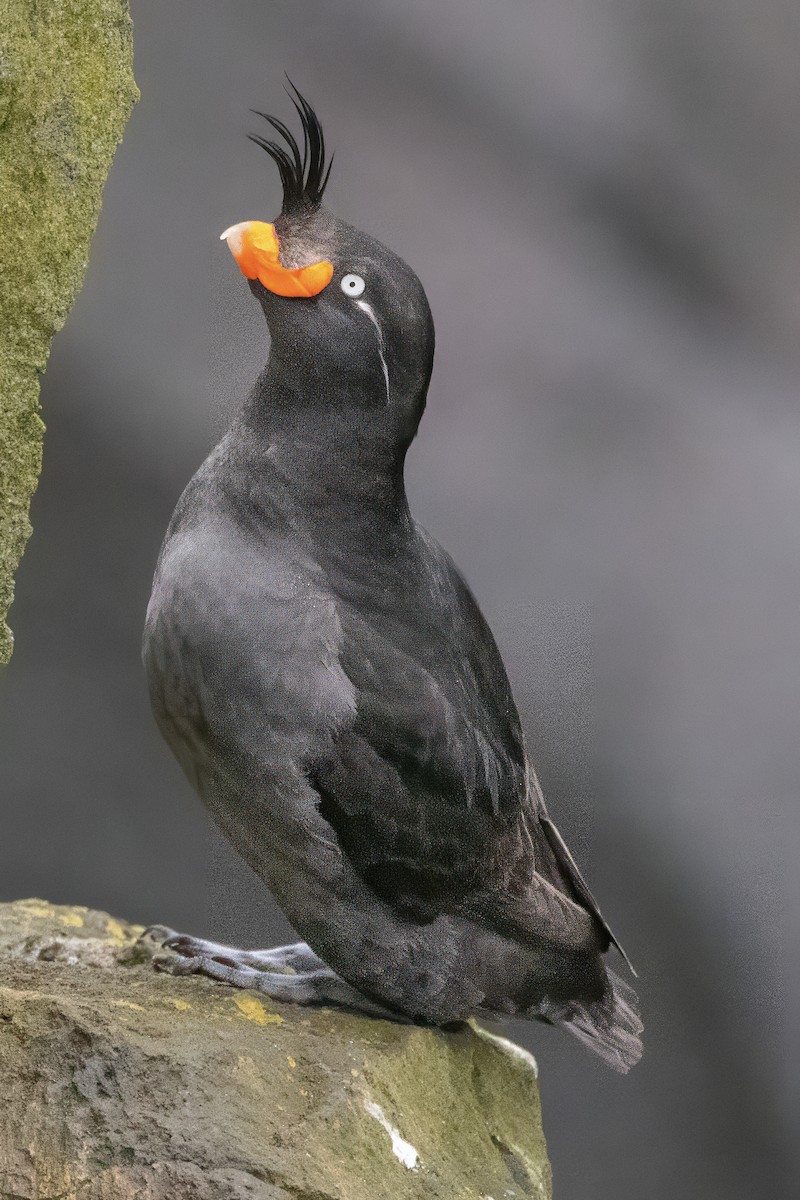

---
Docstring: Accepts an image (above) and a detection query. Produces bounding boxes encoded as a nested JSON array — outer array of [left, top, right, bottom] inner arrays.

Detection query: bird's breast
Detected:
[[144, 512, 358, 773]]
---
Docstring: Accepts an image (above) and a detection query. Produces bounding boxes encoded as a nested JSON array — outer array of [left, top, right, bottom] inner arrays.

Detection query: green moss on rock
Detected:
[[0, 899, 551, 1199], [0, 0, 137, 662]]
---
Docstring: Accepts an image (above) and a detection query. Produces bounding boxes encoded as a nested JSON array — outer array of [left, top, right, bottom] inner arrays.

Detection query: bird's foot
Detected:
[[143, 926, 407, 1022], [144, 927, 321, 975]]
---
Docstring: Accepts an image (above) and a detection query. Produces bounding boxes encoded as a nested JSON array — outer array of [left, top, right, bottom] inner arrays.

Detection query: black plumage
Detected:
[[143, 90, 642, 1071]]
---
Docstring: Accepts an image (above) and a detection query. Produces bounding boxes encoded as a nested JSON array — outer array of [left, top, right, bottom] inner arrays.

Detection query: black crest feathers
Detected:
[[249, 80, 333, 217]]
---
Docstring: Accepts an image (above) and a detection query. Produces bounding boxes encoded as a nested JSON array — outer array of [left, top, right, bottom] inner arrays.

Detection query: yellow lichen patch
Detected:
[[59, 912, 84, 928], [111, 999, 145, 1012], [17, 902, 86, 927], [171, 998, 191, 1012], [232, 994, 283, 1025], [287, 1055, 297, 1069], [105, 918, 127, 941]]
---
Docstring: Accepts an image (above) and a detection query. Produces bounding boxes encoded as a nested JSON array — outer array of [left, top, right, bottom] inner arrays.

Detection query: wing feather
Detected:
[[307, 527, 629, 965]]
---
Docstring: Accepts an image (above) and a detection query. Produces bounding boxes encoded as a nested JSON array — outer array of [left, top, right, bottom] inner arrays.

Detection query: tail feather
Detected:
[[542, 968, 643, 1073]]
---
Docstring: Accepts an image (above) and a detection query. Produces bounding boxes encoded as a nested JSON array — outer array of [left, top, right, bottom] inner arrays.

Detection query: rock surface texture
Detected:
[[0, 0, 137, 662], [0, 900, 552, 1199]]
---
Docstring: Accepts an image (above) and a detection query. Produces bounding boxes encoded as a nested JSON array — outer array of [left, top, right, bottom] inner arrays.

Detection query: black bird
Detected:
[[143, 85, 642, 1071]]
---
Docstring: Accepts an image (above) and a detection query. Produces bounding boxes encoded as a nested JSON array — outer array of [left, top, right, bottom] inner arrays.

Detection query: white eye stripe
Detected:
[[357, 299, 390, 405], [341, 273, 366, 297]]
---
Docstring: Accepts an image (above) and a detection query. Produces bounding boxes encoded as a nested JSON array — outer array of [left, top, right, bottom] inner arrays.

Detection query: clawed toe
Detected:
[[152, 948, 250, 985], [151, 951, 184, 974], [144, 927, 222, 979], [162, 934, 201, 955], [169, 954, 206, 976], [139, 924, 179, 949], [148, 929, 270, 989]]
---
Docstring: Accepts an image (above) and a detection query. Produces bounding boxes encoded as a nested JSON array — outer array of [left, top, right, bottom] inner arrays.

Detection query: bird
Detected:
[[143, 83, 642, 1072]]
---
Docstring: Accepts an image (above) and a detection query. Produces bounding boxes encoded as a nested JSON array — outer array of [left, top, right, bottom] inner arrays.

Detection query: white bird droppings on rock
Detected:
[[468, 1019, 540, 1077], [364, 1099, 419, 1170]]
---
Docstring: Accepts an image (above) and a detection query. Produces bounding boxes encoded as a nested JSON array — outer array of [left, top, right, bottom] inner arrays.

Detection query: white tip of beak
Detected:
[[220, 221, 251, 253]]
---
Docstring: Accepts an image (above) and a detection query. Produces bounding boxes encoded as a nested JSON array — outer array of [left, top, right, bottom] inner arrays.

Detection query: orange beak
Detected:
[[220, 220, 333, 298]]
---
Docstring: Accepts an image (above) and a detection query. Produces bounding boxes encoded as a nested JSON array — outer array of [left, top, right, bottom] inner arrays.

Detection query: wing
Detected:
[[307, 664, 621, 958], [522, 768, 637, 972], [308, 528, 631, 965], [307, 532, 530, 921], [307, 628, 529, 921]]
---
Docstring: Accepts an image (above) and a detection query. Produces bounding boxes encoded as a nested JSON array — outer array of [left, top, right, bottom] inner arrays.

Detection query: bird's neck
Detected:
[[234, 365, 414, 545]]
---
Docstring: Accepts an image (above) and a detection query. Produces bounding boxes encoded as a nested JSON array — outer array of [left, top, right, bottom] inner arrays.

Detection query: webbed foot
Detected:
[[147, 929, 321, 974], [144, 926, 407, 1022]]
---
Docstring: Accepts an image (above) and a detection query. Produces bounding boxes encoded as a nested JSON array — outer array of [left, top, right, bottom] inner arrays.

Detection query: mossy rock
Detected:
[[0, 0, 138, 663], [0, 899, 551, 1199]]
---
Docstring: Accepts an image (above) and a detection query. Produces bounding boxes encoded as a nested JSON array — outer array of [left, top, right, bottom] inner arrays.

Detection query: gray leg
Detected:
[[144, 926, 407, 1022]]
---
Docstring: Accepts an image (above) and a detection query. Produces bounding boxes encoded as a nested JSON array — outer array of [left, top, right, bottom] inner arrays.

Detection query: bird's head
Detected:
[[221, 85, 434, 450]]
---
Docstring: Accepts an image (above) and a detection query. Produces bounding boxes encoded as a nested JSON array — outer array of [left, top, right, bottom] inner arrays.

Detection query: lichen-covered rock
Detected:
[[0, 899, 551, 1199], [0, 0, 137, 663]]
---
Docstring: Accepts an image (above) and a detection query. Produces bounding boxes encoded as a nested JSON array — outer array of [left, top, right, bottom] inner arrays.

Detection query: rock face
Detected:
[[0, 0, 137, 662], [0, 899, 551, 1199]]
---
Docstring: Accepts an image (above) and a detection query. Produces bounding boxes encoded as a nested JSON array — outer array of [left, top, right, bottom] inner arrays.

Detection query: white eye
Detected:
[[340, 273, 366, 297]]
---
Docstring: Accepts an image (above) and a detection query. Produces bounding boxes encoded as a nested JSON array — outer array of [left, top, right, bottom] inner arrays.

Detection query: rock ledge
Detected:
[[0, 899, 551, 1200]]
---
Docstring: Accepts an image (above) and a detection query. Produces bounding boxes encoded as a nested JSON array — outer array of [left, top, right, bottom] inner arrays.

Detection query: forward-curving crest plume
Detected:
[[249, 80, 333, 217]]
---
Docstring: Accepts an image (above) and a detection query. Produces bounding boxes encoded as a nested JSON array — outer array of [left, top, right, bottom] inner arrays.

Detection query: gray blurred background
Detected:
[[1, 1, 796, 1196]]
